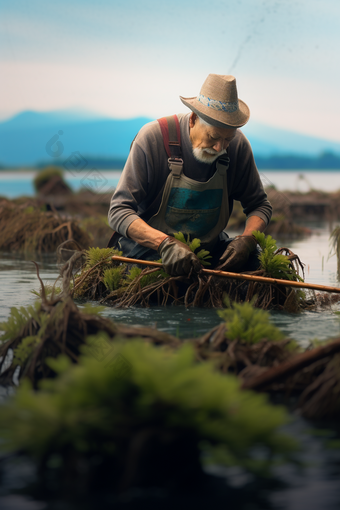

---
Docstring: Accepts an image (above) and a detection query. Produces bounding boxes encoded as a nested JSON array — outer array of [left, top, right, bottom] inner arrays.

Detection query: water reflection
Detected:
[[1, 418, 340, 509], [0, 253, 59, 321], [101, 305, 222, 338]]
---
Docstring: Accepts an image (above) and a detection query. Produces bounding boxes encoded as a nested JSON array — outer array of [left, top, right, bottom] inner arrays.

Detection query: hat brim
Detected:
[[179, 96, 250, 129]]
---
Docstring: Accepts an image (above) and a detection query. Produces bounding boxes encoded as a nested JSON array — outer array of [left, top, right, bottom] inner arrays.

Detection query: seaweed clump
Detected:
[[216, 231, 306, 311], [194, 298, 296, 380], [0, 297, 116, 387], [193, 300, 340, 420], [33, 166, 72, 196], [0, 201, 92, 253], [0, 339, 296, 492], [72, 236, 212, 308], [70, 232, 307, 311], [72, 247, 125, 301]]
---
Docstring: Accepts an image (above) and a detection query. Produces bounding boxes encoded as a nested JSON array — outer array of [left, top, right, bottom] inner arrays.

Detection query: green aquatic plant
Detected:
[[126, 265, 142, 281], [253, 231, 303, 281], [79, 303, 106, 315], [73, 247, 124, 300], [174, 232, 212, 266], [139, 269, 167, 288], [206, 232, 306, 311], [31, 283, 62, 299], [23, 205, 35, 214], [0, 302, 43, 344], [84, 246, 116, 268], [0, 302, 50, 369], [102, 265, 126, 291], [0, 295, 117, 386], [218, 298, 285, 344], [13, 335, 41, 365], [11, 310, 50, 366], [125, 259, 169, 288], [0, 339, 296, 489]]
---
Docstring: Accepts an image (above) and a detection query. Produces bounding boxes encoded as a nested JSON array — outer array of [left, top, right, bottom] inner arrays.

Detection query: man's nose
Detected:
[[213, 140, 227, 152]]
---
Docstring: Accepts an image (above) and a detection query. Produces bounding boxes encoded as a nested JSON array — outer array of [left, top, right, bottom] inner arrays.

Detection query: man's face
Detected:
[[189, 113, 237, 164]]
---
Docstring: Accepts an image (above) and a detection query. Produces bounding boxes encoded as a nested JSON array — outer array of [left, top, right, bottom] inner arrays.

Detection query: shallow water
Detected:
[[1, 225, 340, 509], [2, 170, 340, 198], [1, 224, 339, 347], [0, 170, 122, 198]]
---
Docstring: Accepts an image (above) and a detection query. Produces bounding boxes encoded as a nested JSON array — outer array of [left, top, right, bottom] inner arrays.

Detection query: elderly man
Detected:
[[108, 74, 272, 276]]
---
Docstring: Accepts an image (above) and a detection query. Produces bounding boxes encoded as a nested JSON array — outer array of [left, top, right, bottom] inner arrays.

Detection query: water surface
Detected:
[[2, 169, 340, 198], [0, 170, 122, 198], [1, 226, 339, 347], [1, 226, 340, 509]]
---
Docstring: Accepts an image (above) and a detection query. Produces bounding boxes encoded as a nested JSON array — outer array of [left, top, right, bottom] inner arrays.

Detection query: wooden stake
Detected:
[[111, 255, 340, 295]]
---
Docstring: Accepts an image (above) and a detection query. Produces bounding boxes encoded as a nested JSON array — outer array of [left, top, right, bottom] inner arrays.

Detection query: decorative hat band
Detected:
[[197, 94, 239, 113]]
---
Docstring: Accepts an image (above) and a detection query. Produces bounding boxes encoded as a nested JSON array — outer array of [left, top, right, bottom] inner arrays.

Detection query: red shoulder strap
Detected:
[[157, 115, 182, 159]]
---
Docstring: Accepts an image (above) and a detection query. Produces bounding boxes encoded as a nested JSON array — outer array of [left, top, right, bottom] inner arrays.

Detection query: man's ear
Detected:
[[189, 112, 197, 129]]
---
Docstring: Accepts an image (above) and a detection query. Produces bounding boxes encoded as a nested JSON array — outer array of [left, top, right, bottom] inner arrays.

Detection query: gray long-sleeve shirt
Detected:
[[108, 113, 272, 236]]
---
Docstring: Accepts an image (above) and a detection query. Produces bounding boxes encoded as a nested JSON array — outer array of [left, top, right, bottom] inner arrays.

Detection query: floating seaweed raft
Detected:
[[67, 231, 311, 312]]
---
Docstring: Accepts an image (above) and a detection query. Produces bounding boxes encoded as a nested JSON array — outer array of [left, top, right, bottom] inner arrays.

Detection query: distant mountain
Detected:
[[1, 109, 108, 131], [1, 109, 340, 167], [0, 110, 151, 167], [241, 122, 340, 157], [254, 152, 340, 170]]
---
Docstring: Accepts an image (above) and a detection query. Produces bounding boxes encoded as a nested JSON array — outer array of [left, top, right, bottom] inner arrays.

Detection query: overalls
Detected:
[[113, 115, 259, 271]]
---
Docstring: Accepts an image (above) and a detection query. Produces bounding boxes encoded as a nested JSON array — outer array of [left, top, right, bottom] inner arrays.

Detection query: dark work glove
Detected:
[[216, 235, 257, 272], [158, 236, 202, 276]]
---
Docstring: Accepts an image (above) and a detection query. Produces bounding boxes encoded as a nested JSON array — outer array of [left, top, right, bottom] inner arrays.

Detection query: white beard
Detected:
[[192, 147, 227, 164]]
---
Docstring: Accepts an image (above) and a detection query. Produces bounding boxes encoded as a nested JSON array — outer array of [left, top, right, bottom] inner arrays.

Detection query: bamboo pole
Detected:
[[111, 255, 340, 295]]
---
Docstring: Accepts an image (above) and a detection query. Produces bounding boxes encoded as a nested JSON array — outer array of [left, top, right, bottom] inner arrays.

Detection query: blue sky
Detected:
[[1, 0, 340, 141]]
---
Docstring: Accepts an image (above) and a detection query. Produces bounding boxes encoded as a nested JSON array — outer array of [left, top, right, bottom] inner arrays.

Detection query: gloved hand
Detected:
[[158, 236, 202, 276], [216, 235, 257, 272]]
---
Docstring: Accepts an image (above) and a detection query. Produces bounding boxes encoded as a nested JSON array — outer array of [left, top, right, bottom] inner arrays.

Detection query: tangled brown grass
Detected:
[[0, 200, 92, 253]]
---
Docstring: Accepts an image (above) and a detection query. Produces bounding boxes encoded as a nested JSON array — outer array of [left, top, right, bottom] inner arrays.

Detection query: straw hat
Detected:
[[180, 74, 250, 129]]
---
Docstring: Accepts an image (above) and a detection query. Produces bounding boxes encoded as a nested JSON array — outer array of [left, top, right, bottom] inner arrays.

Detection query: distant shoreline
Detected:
[[2, 153, 340, 172], [2, 170, 340, 196], [0, 168, 125, 174], [2, 167, 340, 173]]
